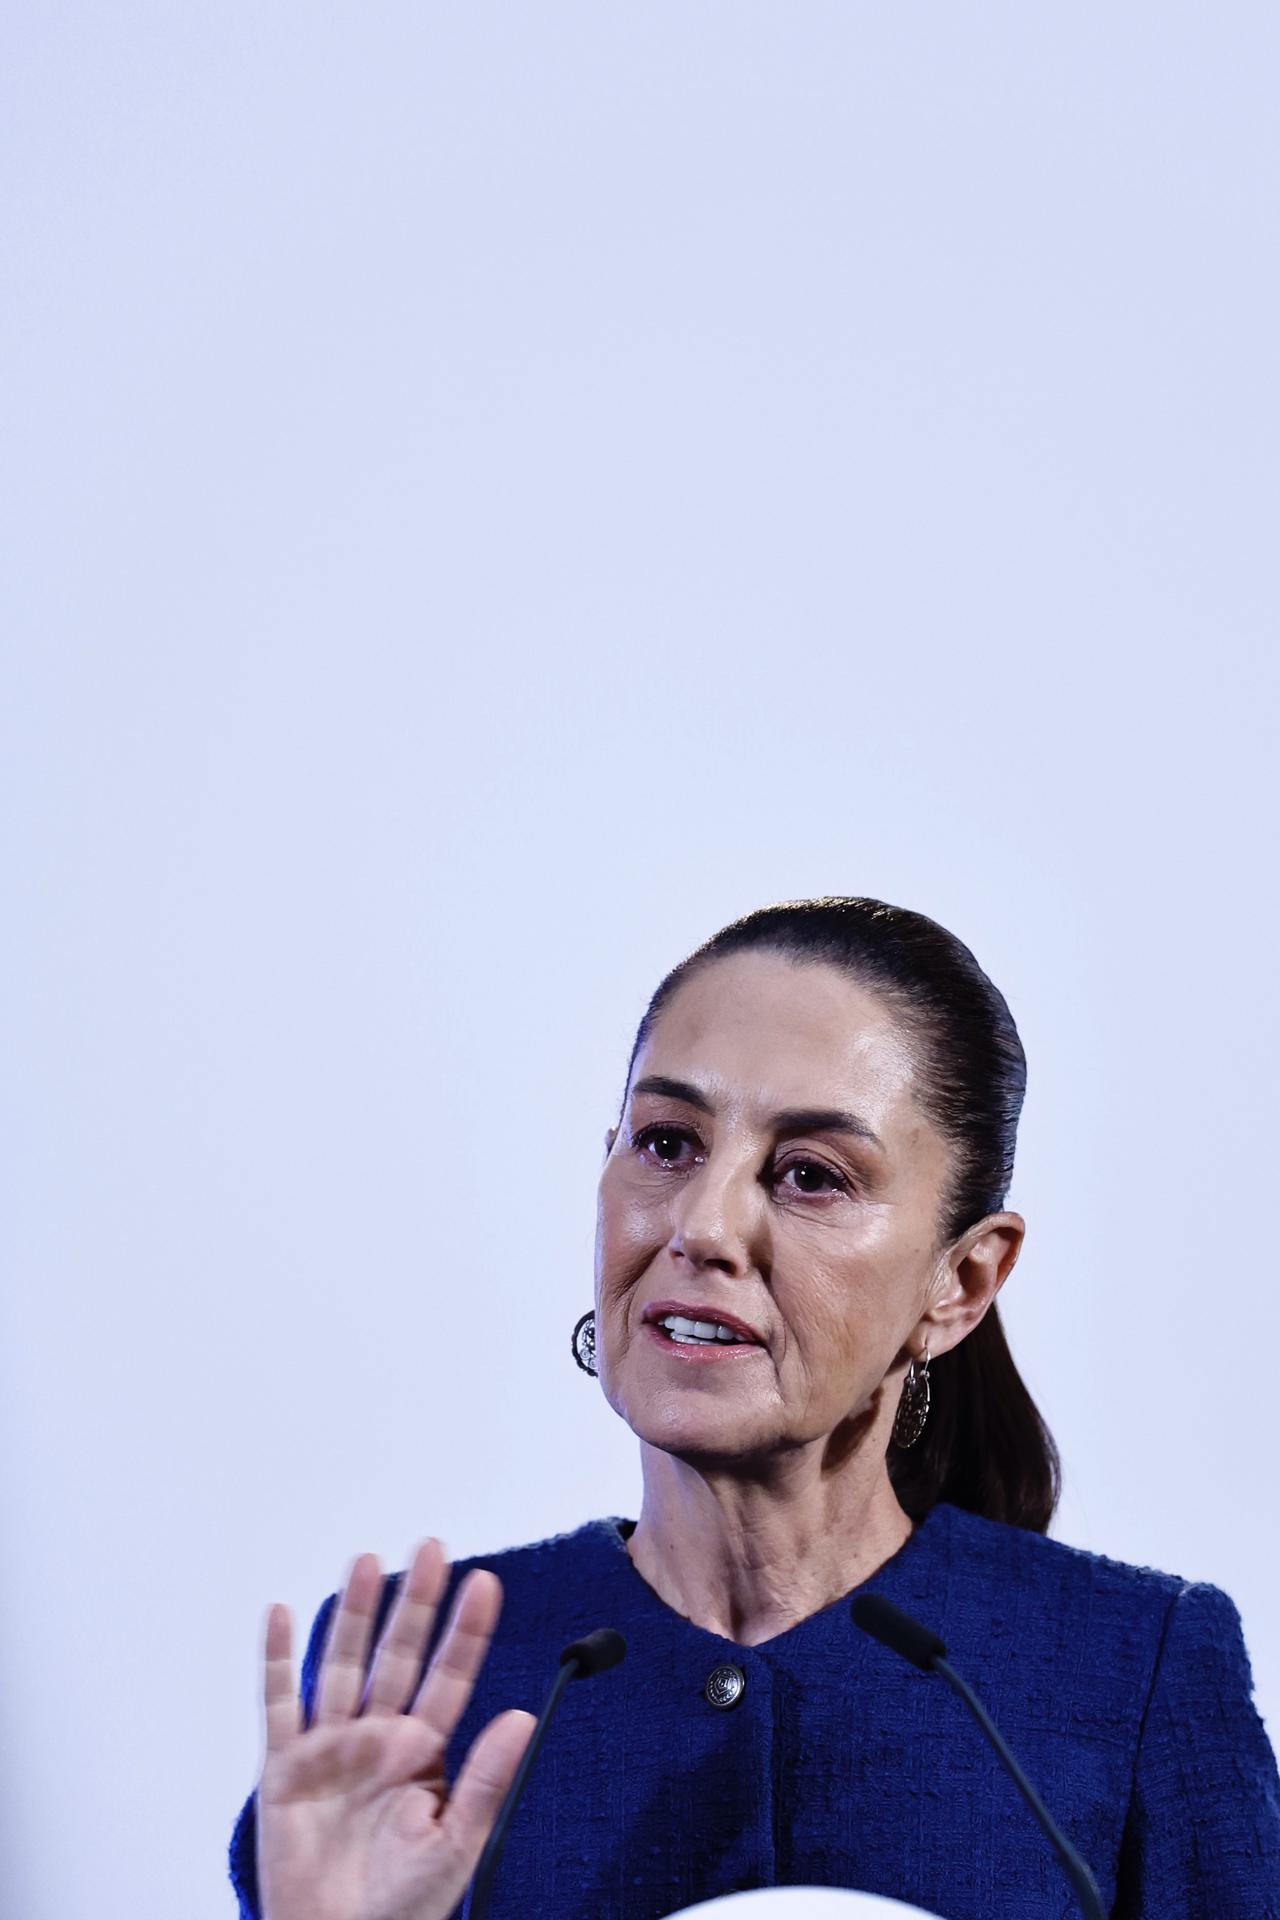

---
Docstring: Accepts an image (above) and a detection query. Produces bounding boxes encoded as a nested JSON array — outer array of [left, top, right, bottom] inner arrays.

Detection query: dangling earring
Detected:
[[572, 1309, 598, 1376], [892, 1342, 931, 1448]]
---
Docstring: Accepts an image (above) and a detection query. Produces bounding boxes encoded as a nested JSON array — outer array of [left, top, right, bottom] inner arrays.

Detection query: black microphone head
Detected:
[[851, 1593, 946, 1672], [560, 1627, 626, 1677]]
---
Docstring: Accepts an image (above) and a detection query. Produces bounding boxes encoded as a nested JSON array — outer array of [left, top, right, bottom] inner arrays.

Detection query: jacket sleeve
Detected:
[[227, 1591, 338, 1920], [1114, 1579, 1280, 1918]]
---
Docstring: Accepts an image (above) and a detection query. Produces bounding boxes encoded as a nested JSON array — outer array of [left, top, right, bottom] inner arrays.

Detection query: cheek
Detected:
[[776, 1253, 898, 1357], [595, 1173, 665, 1285]]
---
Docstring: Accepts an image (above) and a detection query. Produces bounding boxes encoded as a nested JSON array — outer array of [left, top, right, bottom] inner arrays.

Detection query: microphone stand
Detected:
[[931, 1654, 1106, 1920], [852, 1594, 1105, 1920], [464, 1628, 625, 1920]]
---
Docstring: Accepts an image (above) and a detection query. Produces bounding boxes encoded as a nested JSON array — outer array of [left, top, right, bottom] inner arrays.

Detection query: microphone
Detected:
[[464, 1628, 626, 1920], [851, 1594, 1105, 1920]]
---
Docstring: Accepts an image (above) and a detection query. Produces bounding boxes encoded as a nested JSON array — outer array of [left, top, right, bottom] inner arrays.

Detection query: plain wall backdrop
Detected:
[[2, 6, 1277, 1917]]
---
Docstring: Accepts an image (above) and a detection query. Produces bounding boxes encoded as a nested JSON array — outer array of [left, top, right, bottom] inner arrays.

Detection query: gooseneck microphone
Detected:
[[851, 1594, 1105, 1920], [464, 1627, 626, 1920]]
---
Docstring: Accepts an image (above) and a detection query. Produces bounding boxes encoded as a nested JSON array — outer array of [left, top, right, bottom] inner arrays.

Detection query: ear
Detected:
[[916, 1211, 1025, 1358]]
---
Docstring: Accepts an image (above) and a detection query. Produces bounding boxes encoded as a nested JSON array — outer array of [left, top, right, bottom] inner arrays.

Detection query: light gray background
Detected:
[[3, 7, 1277, 1918]]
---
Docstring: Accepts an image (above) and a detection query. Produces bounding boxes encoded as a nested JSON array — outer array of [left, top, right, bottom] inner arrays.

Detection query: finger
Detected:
[[263, 1603, 301, 1754], [360, 1538, 449, 1718], [438, 1710, 538, 1877], [312, 1552, 386, 1725], [409, 1568, 503, 1746]]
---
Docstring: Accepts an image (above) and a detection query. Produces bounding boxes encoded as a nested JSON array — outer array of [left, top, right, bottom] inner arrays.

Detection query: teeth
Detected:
[[658, 1313, 753, 1345]]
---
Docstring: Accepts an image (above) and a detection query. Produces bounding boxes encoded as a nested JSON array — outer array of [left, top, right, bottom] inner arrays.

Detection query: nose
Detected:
[[666, 1160, 761, 1276]]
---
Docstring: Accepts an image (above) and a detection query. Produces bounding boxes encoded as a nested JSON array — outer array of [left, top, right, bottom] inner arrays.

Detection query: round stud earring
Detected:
[[572, 1309, 598, 1377]]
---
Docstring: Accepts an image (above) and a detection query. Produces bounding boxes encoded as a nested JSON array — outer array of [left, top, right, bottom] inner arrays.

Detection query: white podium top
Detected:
[[671, 1891, 939, 1917]]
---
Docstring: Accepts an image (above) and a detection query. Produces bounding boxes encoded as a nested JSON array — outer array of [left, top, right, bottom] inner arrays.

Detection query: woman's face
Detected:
[[594, 950, 1013, 1468]]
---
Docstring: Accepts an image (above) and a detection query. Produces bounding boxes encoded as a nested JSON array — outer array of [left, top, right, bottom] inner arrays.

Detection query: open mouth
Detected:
[[644, 1305, 767, 1351], [652, 1312, 761, 1347]]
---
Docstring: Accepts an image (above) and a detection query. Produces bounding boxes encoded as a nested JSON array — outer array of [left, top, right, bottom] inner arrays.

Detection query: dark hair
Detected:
[[619, 895, 1060, 1534]]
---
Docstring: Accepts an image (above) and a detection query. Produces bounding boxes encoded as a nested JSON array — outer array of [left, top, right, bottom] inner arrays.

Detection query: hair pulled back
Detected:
[[620, 896, 1060, 1534]]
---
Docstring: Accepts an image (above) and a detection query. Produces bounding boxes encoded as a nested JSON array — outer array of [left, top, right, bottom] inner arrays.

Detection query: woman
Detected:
[[230, 897, 1280, 1920]]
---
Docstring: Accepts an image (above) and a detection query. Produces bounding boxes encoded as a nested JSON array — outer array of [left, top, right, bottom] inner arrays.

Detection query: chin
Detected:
[[634, 1407, 774, 1464]]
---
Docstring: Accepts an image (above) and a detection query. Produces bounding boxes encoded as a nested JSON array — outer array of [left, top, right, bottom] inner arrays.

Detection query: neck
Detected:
[[625, 1440, 916, 1646]]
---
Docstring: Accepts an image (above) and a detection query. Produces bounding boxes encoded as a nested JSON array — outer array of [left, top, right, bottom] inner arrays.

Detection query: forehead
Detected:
[[633, 950, 921, 1121]]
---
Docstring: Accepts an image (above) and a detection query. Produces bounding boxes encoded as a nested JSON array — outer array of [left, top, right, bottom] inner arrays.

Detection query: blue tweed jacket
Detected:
[[229, 1500, 1280, 1918]]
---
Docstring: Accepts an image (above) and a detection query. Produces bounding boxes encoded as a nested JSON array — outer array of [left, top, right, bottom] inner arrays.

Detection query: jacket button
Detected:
[[704, 1663, 746, 1709]]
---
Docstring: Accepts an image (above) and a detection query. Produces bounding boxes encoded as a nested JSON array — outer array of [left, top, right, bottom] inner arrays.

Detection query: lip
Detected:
[[641, 1300, 766, 1347], [643, 1323, 765, 1362]]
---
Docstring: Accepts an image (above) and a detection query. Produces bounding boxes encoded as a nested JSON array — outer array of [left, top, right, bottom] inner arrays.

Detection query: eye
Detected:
[[632, 1123, 703, 1169], [630, 1128, 850, 1200], [774, 1156, 850, 1199]]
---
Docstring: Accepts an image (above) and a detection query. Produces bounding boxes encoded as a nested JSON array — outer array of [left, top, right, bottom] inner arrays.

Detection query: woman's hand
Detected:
[[256, 1540, 536, 1920]]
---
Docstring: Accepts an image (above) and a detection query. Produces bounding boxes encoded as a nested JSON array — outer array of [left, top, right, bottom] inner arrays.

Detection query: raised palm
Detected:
[[256, 1539, 535, 1920]]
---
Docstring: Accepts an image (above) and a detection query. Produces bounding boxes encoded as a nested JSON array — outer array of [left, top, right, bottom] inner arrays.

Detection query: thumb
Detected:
[[438, 1709, 538, 1878]]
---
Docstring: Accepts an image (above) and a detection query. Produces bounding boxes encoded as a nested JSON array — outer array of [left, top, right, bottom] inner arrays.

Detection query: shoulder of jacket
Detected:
[[361, 1516, 627, 1614], [938, 1501, 1201, 1618], [443, 1514, 622, 1578]]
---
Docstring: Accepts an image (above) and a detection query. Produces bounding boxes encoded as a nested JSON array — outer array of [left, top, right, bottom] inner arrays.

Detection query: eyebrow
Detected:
[[629, 1075, 885, 1153]]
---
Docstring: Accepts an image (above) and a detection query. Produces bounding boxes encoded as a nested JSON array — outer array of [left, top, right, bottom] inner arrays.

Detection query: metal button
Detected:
[[704, 1663, 746, 1710]]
